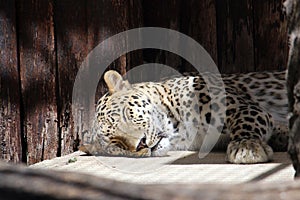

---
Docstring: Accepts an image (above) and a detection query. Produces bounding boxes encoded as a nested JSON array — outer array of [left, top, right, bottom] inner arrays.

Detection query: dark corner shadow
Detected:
[[169, 152, 228, 165]]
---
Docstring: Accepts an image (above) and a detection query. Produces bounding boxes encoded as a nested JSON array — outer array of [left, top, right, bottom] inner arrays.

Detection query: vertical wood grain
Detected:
[[126, 0, 144, 70], [253, 0, 288, 71], [17, 0, 58, 164], [216, 0, 255, 73], [180, 0, 218, 71], [68, 0, 142, 147], [0, 0, 22, 163], [142, 0, 182, 71], [55, 0, 88, 156]]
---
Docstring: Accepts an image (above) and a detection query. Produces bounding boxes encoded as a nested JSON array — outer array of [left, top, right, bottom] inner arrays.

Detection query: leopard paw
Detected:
[[226, 139, 273, 164]]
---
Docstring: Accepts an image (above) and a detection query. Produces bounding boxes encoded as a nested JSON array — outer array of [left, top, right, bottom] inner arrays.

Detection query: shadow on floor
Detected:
[[170, 152, 291, 165], [247, 163, 291, 182], [170, 152, 227, 165]]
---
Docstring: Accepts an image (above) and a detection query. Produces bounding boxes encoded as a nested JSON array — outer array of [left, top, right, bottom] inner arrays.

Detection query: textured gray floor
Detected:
[[30, 151, 294, 184]]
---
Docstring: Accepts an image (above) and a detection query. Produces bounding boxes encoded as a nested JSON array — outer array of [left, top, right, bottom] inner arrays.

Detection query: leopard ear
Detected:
[[104, 70, 131, 94]]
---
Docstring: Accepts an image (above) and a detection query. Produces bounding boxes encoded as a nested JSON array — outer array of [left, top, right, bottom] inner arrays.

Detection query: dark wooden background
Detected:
[[0, 0, 288, 165]]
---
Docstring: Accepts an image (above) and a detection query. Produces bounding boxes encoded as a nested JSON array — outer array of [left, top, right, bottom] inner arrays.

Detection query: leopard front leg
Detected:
[[225, 105, 274, 164], [226, 138, 273, 164]]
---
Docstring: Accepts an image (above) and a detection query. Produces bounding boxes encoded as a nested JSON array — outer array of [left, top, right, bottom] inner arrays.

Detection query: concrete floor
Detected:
[[30, 151, 295, 185]]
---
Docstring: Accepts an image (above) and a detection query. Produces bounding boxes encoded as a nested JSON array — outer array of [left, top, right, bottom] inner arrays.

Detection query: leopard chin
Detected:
[[150, 137, 163, 152], [150, 137, 171, 157]]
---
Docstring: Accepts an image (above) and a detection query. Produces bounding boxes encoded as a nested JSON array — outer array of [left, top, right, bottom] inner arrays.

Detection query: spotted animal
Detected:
[[81, 70, 288, 164]]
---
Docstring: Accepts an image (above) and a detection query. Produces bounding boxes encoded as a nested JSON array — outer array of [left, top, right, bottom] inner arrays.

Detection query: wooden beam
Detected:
[[0, 161, 300, 200]]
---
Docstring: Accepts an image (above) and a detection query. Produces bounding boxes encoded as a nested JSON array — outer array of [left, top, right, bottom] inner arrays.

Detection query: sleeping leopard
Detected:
[[81, 70, 288, 164]]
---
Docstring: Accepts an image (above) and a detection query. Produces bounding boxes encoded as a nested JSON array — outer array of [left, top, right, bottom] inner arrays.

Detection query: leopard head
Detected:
[[87, 70, 173, 157]]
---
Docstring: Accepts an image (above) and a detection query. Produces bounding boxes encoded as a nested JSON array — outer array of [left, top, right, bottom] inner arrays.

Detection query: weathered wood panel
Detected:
[[55, 0, 88, 156], [87, 0, 132, 75], [142, 0, 182, 71], [0, 0, 22, 163], [125, 0, 144, 70], [216, 0, 255, 73], [253, 0, 288, 71], [74, 0, 142, 148], [17, 0, 58, 164], [87, 0, 143, 81], [180, 0, 218, 71]]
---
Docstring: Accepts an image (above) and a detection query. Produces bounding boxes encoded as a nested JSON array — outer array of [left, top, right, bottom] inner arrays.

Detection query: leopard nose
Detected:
[[136, 137, 148, 151]]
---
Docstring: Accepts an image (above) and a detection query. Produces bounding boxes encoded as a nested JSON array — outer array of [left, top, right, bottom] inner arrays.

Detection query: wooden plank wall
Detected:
[[0, 0, 288, 164], [0, 1, 22, 163], [17, 0, 58, 164]]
